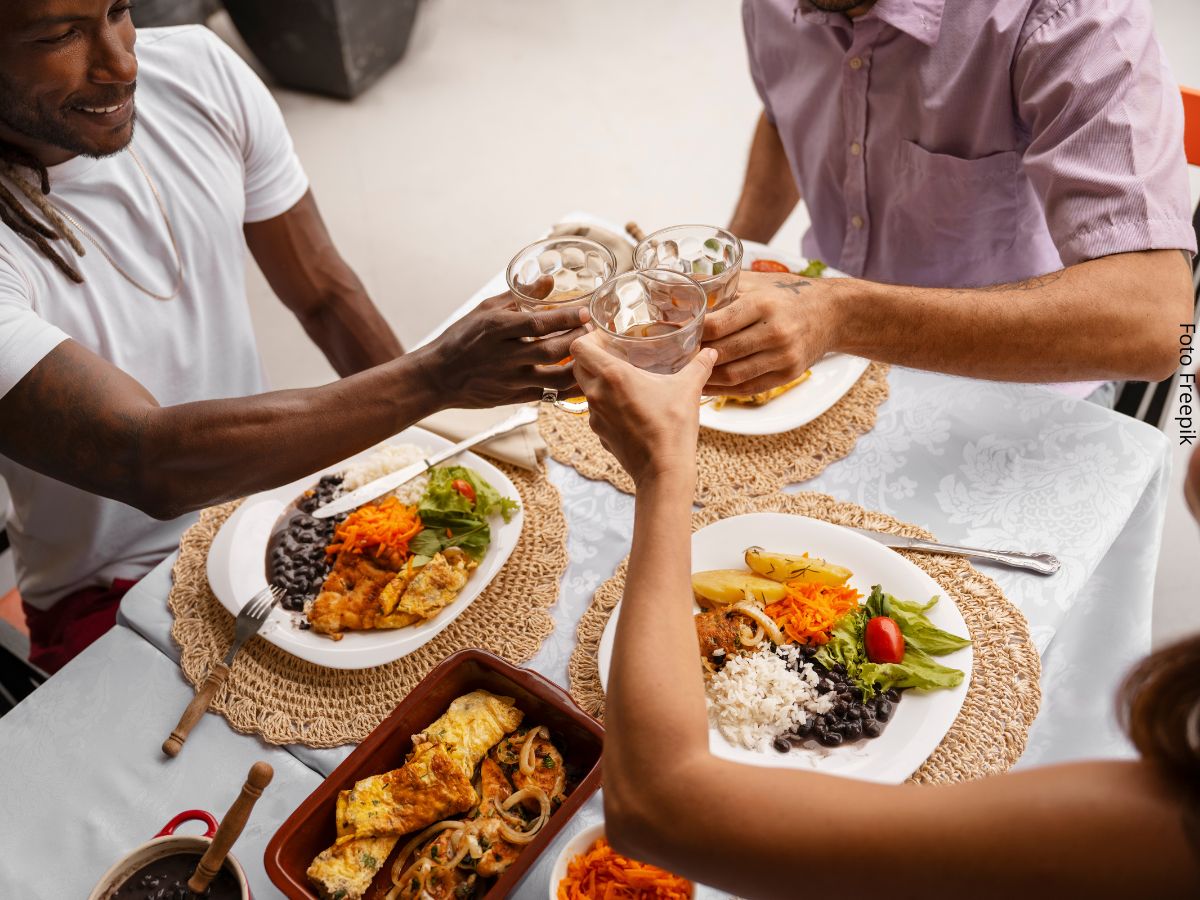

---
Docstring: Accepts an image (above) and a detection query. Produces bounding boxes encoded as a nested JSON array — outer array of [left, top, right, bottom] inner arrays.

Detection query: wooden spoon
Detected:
[[188, 761, 274, 895]]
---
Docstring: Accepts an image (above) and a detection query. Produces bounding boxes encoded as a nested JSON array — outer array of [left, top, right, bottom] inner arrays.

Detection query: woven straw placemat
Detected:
[[567, 491, 1042, 783], [168, 464, 567, 747], [539, 362, 890, 503]]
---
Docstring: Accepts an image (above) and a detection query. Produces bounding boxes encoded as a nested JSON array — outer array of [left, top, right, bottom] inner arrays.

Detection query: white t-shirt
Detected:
[[0, 26, 309, 610]]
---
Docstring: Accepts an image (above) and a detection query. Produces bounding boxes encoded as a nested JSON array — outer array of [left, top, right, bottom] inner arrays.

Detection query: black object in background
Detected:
[[222, 0, 421, 100]]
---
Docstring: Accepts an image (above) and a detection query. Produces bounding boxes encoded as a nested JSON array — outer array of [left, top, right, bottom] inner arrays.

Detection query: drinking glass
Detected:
[[506, 237, 617, 413], [633, 224, 743, 312], [589, 269, 707, 377]]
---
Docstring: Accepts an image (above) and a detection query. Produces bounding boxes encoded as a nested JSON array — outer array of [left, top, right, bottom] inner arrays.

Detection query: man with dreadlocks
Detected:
[[0, 5, 585, 672]]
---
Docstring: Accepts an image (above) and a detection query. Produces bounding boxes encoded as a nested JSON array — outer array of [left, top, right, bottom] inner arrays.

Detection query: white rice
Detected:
[[340, 443, 429, 506], [705, 644, 834, 752]]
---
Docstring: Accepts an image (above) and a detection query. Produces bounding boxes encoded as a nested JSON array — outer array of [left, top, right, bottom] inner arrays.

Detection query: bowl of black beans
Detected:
[[266, 475, 345, 615], [771, 644, 902, 753]]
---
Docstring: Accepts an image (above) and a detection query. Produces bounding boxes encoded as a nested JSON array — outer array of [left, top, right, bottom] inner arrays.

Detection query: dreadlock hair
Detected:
[[0, 140, 85, 283]]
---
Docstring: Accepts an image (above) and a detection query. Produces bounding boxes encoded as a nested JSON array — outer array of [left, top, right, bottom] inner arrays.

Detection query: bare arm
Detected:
[[727, 111, 800, 245], [244, 190, 403, 375], [570, 333, 1200, 898], [705, 248, 1193, 395], [0, 296, 582, 520]]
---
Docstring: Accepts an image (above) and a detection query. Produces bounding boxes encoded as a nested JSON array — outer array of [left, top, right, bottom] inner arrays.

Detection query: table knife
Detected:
[[312, 405, 540, 519], [847, 526, 1061, 576]]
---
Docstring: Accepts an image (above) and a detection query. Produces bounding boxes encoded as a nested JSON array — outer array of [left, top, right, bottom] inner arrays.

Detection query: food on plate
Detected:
[[693, 548, 970, 754], [690, 569, 787, 607], [557, 836, 692, 899], [267, 446, 518, 640], [306, 689, 574, 900], [743, 546, 853, 586], [709, 370, 812, 410], [748, 256, 827, 278]]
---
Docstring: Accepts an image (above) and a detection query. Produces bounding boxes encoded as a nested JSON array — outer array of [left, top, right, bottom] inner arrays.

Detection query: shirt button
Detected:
[[850, 142, 862, 156], [849, 56, 864, 70], [851, 215, 864, 229]]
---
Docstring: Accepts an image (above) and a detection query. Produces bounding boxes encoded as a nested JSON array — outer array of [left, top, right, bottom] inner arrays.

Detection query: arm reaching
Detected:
[[704, 249, 1192, 396], [0, 294, 582, 520], [572, 332, 1200, 897]]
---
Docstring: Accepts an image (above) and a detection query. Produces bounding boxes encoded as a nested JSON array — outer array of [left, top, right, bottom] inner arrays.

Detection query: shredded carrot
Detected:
[[557, 837, 691, 899], [764, 581, 862, 646], [324, 496, 422, 559]]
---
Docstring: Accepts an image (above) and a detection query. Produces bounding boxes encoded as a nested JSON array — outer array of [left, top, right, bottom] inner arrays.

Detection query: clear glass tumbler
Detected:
[[506, 236, 617, 413], [589, 269, 707, 375], [633, 224, 743, 312]]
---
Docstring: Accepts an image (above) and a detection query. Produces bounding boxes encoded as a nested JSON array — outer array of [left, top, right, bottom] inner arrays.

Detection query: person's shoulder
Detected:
[[1018, 0, 1151, 47], [134, 25, 254, 86]]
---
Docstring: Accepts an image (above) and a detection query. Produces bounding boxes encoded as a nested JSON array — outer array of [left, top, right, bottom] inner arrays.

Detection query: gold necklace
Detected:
[[49, 145, 184, 301]]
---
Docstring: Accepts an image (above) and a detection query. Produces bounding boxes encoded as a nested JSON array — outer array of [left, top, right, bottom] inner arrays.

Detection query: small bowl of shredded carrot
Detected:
[[551, 823, 693, 900]]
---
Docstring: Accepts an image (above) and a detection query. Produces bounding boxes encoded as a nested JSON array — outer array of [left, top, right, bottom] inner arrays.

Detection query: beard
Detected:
[[805, 0, 876, 12], [0, 71, 137, 161]]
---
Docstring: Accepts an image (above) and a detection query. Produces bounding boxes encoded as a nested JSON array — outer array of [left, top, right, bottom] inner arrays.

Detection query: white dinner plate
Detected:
[[698, 247, 871, 436], [597, 513, 973, 784], [205, 426, 523, 670]]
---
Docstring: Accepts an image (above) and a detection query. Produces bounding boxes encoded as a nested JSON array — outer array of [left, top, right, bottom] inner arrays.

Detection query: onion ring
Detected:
[[734, 602, 786, 646]]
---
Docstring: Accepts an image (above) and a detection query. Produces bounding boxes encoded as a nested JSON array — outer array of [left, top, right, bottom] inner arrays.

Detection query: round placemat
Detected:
[[539, 363, 890, 502], [168, 464, 568, 747], [567, 491, 1041, 783]]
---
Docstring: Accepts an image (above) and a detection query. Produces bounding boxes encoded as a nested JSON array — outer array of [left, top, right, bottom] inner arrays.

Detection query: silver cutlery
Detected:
[[162, 584, 282, 757], [848, 527, 1061, 576], [312, 405, 540, 518]]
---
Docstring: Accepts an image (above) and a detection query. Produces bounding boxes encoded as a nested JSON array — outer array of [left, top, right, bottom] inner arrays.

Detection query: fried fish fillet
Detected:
[[306, 832, 397, 900], [711, 369, 812, 410], [307, 550, 405, 638], [338, 742, 476, 840]]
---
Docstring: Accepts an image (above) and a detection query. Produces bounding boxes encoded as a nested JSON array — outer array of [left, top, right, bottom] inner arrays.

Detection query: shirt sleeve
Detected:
[[742, 0, 776, 124], [0, 251, 68, 400], [1013, 0, 1196, 265], [200, 30, 310, 223]]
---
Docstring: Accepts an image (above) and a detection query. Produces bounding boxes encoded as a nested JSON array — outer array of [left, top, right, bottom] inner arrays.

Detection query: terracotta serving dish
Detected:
[[264, 649, 605, 899]]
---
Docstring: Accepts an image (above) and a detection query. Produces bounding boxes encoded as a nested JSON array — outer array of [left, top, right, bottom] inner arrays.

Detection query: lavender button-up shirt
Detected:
[[743, 0, 1196, 290]]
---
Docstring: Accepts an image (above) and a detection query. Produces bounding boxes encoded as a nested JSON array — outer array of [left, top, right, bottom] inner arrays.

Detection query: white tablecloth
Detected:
[[2, 220, 1172, 897]]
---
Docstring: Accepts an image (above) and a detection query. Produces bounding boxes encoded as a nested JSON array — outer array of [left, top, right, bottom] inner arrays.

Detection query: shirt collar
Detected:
[[797, 0, 944, 47]]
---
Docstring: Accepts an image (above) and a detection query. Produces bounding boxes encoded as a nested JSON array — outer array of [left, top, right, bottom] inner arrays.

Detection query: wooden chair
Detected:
[[1114, 85, 1200, 425]]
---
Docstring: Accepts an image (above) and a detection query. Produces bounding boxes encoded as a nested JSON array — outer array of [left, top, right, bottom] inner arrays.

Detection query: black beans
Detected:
[[772, 645, 903, 751], [773, 736, 791, 753], [267, 475, 343, 611]]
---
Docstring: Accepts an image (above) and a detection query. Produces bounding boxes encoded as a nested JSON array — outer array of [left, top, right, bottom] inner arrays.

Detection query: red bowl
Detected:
[[264, 649, 604, 899]]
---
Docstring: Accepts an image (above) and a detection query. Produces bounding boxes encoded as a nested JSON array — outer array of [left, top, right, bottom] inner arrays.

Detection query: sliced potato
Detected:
[[691, 569, 788, 607], [744, 547, 852, 586]]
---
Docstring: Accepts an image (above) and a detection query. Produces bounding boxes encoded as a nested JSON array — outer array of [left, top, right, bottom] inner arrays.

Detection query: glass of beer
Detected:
[[506, 236, 617, 413], [633, 224, 743, 312], [589, 269, 707, 375]]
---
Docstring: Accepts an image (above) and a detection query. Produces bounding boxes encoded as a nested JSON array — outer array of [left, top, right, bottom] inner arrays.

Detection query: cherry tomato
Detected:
[[451, 479, 476, 504], [865, 616, 905, 664], [750, 258, 791, 274]]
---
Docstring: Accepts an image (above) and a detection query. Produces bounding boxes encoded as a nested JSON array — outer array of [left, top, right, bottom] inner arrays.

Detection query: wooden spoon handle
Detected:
[[162, 661, 230, 757], [625, 221, 646, 243], [189, 761, 274, 894]]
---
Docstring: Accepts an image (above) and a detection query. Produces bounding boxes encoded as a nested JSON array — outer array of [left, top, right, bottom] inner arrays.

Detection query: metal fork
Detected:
[[162, 584, 282, 757]]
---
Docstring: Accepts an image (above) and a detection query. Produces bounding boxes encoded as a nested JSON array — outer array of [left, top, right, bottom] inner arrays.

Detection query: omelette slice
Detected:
[[306, 832, 397, 900], [414, 690, 524, 780], [711, 369, 812, 410], [375, 550, 474, 629], [338, 741, 475, 840]]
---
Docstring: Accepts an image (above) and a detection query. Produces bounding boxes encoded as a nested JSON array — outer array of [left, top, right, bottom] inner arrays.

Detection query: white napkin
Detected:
[[418, 404, 545, 470]]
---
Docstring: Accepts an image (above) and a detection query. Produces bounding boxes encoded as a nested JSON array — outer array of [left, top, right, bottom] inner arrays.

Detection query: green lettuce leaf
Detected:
[[410, 466, 519, 562], [798, 259, 827, 278]]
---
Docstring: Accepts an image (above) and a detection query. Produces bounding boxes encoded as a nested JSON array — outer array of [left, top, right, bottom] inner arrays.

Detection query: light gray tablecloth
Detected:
[[5, 228, 1174, 898], [0, 625, 324, 899]]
